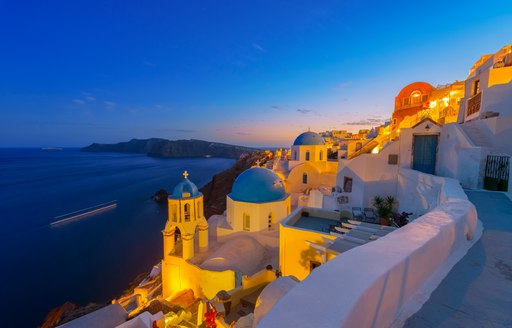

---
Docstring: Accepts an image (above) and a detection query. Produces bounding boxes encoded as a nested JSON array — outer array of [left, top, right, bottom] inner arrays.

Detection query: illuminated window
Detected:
[[243, 213, 250, 231], [184, 203, 190, 222], [411, 91, 422, 104], [305, 151, 310, 161], [302, 173, 308, 184]]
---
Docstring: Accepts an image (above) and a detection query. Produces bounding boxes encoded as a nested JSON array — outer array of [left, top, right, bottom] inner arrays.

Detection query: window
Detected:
[[402, 97, 410, 106], [184, 203, 190, 222], [319, 150, 323, 161], [393, 118, 397, 125], [243, 213, 250, 231], [343, 177, 353, 192], [310, 261, 322, 272], [411, 91, 422, 104], [293, 151, 297, 160], [302, 173, 308, 184], [388, 154, 398, 165], [421, 94, 429, 103], [305, 151, 310, 161], [355, 142, 362, 152], [472, 80, 480, 96]]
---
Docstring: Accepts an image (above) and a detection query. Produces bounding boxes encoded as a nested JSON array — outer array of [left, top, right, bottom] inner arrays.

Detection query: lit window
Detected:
[[411, 91, 422, 104]]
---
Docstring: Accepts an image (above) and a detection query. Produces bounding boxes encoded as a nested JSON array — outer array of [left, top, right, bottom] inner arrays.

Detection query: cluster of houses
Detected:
[[60, 43, 511, 328]]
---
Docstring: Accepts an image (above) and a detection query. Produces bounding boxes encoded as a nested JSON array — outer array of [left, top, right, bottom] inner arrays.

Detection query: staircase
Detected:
[[460, 123, 493, 148]]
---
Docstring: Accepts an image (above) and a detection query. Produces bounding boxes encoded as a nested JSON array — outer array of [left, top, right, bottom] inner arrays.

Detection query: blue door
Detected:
[[413, 135, 438, 175]]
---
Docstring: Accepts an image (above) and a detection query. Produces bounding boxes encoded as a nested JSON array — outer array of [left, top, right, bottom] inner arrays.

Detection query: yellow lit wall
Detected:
[[279, 222, 336, 281], [488, 66, 512, 87], [162, 256, 235, 300]]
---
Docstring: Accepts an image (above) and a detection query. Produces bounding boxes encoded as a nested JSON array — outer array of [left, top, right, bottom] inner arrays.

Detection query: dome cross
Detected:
[[183, 170, 189, 179]]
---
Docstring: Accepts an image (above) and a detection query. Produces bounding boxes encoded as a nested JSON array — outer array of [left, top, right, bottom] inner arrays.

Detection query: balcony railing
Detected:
[[467, 92, 481, 116]]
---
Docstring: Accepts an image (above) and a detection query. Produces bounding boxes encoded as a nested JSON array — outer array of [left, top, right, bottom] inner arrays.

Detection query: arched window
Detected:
[[184, 203, 190, 222], [319, 150, 323, 161], [302, 173, 308, 184], [305, 151, 310, 161], [411, 90, 422, 104], [243, 213, 250, 231]]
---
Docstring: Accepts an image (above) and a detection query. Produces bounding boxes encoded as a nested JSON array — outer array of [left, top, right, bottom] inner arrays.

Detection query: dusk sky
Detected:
[[1, 1, 511, 147]]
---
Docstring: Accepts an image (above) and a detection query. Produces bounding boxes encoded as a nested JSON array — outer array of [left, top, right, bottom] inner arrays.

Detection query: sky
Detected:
[[1, 1, 511, 148]]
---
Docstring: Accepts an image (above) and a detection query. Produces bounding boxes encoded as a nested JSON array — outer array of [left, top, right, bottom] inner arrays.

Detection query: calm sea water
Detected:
[[0, 148, 234, 328]]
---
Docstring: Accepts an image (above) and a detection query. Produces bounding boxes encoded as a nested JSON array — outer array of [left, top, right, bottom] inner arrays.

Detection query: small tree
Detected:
[[372, 195, 396, 225]]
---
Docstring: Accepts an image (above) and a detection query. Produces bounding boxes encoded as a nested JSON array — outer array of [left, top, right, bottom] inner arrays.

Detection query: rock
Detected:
[[151, 189, 169, 204], [200, 151, 269, 219], [81, 138, 259, 159], [39, 301, 77, 328]]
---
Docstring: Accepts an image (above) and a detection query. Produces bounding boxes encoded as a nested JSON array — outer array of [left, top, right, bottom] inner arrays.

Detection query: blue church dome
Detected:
[[230, 167, 287, 203], [293, 131, 325, 146], [170, 172, 201, 199]]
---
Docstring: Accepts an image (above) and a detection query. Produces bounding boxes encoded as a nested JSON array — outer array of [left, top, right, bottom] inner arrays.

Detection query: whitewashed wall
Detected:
[[259, 169, 480, 328]]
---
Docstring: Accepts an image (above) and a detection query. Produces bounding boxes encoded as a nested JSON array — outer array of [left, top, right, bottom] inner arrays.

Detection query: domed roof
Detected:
[[170, 171, 201, 199], [293, 131, 325, 146], [230, 167, 287, 203]]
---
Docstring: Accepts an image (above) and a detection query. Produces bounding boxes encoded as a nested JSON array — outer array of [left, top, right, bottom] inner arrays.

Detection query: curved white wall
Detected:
[[259, 169, 481, 328]]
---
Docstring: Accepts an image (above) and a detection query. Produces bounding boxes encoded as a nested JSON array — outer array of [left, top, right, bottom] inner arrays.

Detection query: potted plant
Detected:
[[372, 195, 396, 226], [391, 211, 412, 227]]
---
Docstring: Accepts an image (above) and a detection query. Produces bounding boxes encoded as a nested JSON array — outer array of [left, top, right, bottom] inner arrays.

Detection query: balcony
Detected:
[[467, 92, 481, 117]]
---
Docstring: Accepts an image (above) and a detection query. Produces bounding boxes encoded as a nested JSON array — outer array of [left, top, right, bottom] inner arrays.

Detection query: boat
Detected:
[[51, 200, 117, 226]]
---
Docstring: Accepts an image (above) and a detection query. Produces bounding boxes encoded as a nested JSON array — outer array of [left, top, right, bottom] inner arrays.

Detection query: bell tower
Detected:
[[162, 171, 208, 261]]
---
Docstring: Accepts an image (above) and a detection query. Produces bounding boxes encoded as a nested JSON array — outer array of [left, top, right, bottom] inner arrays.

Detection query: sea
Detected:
[[0, 148, 235, 328]]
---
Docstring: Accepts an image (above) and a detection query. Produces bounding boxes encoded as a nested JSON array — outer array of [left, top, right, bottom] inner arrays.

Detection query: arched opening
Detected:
[[184, 203, 191, 222], [302, 173, 308, 184], [243, 212, 250, 231], [319, 150, 323, 161], [411, 90, 422, 104], [305, 151, 310, 161]]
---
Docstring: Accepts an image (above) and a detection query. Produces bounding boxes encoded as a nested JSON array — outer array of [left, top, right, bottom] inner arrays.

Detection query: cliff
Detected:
[[81, 138, 258, 158], [200, 151, 270, 219]]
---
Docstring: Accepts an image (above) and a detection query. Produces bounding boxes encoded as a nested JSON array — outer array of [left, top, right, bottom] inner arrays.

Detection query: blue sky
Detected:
[[1, 1, 511, 147]]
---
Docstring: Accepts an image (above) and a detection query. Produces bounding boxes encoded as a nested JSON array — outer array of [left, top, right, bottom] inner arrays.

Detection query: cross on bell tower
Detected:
[[183, 170, 189, 179]]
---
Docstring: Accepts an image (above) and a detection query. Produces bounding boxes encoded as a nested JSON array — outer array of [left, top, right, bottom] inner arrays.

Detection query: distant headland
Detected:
[[81, 138, 259, 159]]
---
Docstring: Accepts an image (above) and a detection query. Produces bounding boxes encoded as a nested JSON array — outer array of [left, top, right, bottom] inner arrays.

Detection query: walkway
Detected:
[[405, 190, 512, 328]]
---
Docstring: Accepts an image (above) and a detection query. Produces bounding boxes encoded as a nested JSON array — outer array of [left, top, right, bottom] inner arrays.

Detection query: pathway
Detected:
[[404, 190, 512, 327]]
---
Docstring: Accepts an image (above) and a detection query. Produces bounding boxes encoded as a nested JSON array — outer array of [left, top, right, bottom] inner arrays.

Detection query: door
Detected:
[[412, 135, 438, 175], [484, 155, 510, 192]]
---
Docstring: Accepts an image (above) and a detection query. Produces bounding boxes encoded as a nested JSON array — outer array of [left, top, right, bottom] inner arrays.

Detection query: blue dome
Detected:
[[293, 131, 325, 146], [230, 167, 287, 203], [170, 178, 201, 199]]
